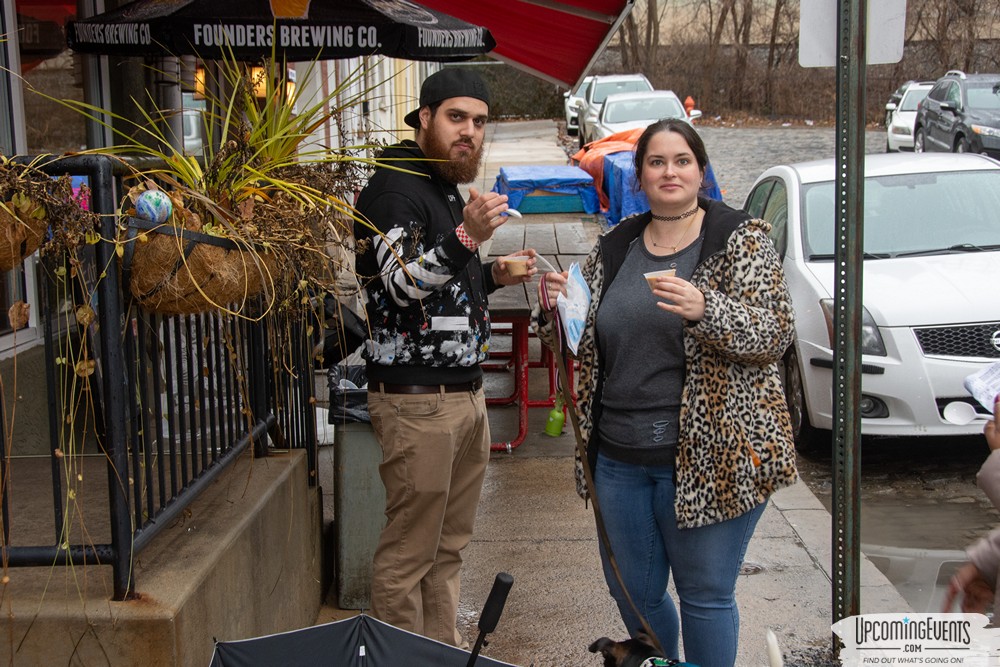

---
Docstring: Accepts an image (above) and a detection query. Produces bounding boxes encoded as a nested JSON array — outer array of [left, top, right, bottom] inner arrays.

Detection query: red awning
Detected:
[[419, 0, 634, 90]]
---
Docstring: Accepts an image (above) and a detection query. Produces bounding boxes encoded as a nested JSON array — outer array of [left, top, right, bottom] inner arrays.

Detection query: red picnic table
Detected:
[[484, 216, 595, 451]]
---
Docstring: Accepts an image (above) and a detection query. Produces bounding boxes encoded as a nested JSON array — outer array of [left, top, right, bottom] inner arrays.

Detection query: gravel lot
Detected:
[[560, 123, 887, 207], [697, 125, 887, 206]]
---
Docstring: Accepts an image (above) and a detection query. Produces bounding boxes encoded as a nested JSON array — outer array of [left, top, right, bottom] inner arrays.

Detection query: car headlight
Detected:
[[819, 299, 887, 356], [890, 125, 911, 136], [971, 124, 1000, 137]]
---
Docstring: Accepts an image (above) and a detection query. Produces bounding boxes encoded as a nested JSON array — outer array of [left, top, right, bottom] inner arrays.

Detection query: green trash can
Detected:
[[329, 366, 384, 610], [333, 422, 386, 609]]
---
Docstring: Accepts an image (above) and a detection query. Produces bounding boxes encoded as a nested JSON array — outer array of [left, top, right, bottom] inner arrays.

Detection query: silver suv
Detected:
[[574, 73, 653, 148]]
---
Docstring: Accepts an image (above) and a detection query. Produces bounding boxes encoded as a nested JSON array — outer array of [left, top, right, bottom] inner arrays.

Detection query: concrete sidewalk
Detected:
[[317, 120, 913, 667]]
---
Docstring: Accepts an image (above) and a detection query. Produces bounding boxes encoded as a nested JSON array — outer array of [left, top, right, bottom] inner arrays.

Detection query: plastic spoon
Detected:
[[534, 255, 558, 273], [505, 208, 523, 218], [942, 401, 988, 425]]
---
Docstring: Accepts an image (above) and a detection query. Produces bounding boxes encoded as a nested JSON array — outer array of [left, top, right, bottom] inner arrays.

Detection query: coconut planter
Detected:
[[0, 200, 47, 272], [121, 213, 278, 315]]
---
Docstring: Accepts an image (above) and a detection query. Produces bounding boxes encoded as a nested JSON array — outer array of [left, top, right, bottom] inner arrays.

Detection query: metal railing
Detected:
[[0, 154, 317, 600]]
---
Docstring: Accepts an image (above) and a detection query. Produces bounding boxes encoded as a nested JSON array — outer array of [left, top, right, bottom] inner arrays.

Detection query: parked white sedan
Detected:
[[743, 153, 1000, 448], [885, 81, 932, 152], [585, 90, 701, 144], [575, 73, 652, 148]]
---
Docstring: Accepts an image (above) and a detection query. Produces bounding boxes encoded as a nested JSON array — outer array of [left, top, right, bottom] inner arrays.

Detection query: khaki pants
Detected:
[[367, 387, 490, 646]]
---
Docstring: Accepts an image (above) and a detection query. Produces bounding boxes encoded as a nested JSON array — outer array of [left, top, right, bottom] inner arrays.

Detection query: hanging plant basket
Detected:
[[0, 160, 96, 272], [0, 200, 47, 272], [121, 216, 278, 315]]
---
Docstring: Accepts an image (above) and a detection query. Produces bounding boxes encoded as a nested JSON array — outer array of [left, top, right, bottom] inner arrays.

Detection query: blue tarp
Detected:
[[602, 152, 723, 227], [492, 165, 600, 214]]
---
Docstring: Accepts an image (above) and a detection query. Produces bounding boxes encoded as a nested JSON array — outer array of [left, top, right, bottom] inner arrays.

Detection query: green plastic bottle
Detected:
[[544, 395, 565, 437]]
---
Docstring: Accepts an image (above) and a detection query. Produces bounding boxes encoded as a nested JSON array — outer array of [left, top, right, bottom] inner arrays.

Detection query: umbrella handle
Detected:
[[465, 572, 514, 667], [478, 572, 513, 633]]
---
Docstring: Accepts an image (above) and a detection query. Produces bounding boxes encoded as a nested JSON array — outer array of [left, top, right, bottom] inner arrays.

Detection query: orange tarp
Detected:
[[571, 128, 644, 211]]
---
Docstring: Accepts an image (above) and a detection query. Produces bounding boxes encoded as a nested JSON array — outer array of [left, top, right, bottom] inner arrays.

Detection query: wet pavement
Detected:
[[798, 435, 997, 613]]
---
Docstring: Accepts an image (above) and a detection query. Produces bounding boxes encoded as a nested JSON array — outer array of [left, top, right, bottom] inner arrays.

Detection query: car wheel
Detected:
[[955, 135, 970, 153], [781, 345, 824, 454], [885, 138, 893, 153], [914, 128, 925, 153], [568, 127, 578, 137]]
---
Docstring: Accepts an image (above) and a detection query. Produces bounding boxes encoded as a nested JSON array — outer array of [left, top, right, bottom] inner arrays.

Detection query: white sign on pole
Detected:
[[799, 0, 906, 68]]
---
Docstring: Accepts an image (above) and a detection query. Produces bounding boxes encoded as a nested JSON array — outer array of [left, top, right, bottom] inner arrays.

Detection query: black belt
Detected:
[[371, 377, 483, 394]]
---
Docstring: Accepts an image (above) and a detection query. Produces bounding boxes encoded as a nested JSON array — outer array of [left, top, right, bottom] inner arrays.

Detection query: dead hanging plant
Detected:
[[0, 155, 100, 271]]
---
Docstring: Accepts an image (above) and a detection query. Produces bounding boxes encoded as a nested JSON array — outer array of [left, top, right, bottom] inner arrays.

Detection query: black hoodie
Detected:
[[354, 140, 499, 386]]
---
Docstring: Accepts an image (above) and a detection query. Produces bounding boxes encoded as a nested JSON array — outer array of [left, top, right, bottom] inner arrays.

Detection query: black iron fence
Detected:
[[0, 154, 317, 600]]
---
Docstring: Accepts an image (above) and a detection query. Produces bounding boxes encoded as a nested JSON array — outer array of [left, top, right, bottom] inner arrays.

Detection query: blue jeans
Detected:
[[594, 452, 765, 667]]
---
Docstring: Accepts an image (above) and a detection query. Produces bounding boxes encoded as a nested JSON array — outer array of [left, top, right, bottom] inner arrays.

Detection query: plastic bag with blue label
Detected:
[[556, 262, 591, 356]]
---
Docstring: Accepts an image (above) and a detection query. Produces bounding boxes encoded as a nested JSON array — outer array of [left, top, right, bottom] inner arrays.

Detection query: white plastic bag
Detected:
[[556, 262, 590, 356], [965, 361, 1000, 412]]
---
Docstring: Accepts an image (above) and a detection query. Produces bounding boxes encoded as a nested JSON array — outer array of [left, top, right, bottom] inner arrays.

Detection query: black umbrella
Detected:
[[66, 0, 496, 62], [210, 574, 517, 666]]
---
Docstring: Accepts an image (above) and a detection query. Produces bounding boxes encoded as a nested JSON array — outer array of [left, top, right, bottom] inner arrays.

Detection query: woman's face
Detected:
[[638, 129, 704, 210]]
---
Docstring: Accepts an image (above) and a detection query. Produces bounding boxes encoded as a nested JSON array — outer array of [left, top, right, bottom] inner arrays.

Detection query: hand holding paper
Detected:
[[964, 361, 1000, 412], [556, 262, 590, 356]]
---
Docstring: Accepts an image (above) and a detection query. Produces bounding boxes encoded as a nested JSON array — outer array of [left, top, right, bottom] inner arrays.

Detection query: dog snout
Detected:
[[588, 637, 616, 654]]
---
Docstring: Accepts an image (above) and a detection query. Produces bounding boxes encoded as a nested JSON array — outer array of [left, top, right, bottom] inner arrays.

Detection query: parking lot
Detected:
[[694, 123, 886, 206]]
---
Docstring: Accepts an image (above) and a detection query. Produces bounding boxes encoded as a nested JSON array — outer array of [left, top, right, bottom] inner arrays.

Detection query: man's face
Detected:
[[418, 96, 488, 184]]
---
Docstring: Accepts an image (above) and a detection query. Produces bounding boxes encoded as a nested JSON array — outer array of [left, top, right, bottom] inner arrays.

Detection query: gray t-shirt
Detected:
[[595, 232, 703, 466]]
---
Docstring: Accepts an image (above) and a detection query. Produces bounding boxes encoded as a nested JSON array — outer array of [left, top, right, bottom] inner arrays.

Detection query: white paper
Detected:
[[556, 262, 590, 356], [964, 361, 1000, 412]]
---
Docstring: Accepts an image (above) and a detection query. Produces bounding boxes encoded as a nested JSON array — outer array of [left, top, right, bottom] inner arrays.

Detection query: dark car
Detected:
[[913, 70, 1000, 158]]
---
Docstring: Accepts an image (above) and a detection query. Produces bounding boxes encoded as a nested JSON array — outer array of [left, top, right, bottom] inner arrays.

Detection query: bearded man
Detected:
[[353, 68, 536, 646]]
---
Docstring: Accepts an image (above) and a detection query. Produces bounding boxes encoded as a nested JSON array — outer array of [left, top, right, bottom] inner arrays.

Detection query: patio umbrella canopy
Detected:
[[209, 614, 520, 666], [212, 573, 517, 665], [66, 0, 496, 61]]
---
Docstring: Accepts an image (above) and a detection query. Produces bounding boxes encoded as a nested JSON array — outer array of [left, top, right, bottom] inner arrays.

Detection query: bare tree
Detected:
[[619, 0, 664, 74], [908, 0, 995, 74]]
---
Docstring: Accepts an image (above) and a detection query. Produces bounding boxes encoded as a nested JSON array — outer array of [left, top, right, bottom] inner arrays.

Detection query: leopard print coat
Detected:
[[535, 198, 798, 529]]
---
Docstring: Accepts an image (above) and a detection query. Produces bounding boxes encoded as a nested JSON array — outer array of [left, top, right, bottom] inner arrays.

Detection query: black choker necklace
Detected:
[[651, 205, 699, 222]]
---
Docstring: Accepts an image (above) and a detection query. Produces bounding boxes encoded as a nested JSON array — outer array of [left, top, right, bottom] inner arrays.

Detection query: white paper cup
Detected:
[[644, 268, 676, 291], [505, 255, 530, 277]]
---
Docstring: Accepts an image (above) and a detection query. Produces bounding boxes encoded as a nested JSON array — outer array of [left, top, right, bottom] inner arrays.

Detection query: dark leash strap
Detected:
[[540, 279, 666, 656]]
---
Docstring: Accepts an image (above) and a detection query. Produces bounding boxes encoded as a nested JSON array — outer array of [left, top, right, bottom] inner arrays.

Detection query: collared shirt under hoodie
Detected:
[[354, 140, 499, 386]]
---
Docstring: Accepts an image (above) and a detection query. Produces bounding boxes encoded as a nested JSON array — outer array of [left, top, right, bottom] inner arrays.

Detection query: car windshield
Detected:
[[800, 169, 1000, 259], [899, 88, 929, 111], [593, 80, 650, 104], [966, 81, 1000, 110], [604, 98, 685, 123]]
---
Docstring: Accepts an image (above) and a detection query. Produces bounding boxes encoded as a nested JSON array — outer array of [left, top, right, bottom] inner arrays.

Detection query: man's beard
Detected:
[[423, 125, 484, 185]]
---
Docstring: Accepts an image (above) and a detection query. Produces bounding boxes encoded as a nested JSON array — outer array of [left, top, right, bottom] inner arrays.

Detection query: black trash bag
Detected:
[[329, 365, 370, 423], [316, 298, 368, 368]]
